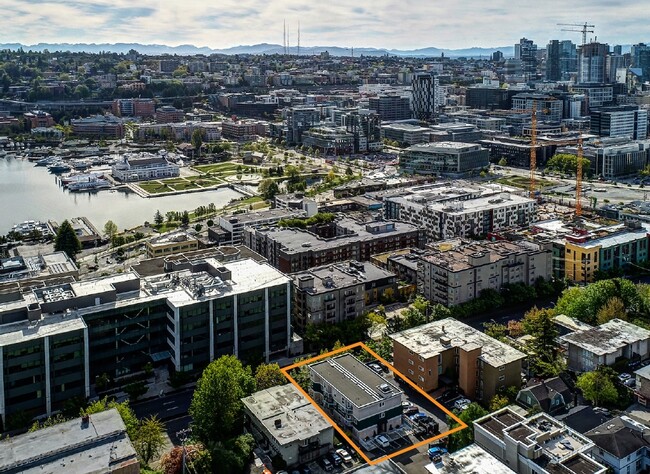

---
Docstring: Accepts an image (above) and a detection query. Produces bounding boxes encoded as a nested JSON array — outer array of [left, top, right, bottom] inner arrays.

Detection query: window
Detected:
[[408, 369, 414, 375], [499, 365, 505, 371], [499, 375, 505, 381], [418, 376, 425, 382], [419, 366, 424, 372]]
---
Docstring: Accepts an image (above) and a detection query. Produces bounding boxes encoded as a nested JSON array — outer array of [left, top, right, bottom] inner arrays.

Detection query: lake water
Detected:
[[0, 157, 244, 234]]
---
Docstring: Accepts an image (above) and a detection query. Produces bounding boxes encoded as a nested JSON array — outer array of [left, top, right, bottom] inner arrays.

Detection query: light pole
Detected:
[[176, 427, 192, 474]]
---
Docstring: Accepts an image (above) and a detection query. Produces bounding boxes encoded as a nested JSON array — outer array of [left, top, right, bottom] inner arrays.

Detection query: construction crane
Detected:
[[557, 22, 595, 46], [511, 99, 540, 199]]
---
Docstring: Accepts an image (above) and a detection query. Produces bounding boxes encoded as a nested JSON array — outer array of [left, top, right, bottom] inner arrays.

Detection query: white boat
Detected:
[[67, 178, 111, 192]]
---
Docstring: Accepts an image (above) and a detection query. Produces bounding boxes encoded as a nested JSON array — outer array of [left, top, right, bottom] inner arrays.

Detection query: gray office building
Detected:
[[399, 142, 489, 175]]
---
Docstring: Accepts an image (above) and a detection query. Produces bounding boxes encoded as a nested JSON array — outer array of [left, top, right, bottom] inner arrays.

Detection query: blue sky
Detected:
[[1, 0, 647, 50]]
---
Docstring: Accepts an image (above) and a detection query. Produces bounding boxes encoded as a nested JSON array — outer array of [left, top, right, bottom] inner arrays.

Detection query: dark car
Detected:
[[404, 406, 419, 416], [329, 452, 343, 466], [320, 457, 333, 472], [438, 388, 462, 403]]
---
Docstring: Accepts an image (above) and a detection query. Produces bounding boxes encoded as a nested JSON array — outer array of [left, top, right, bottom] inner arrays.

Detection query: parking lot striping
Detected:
[[281, 341, 468, 466]]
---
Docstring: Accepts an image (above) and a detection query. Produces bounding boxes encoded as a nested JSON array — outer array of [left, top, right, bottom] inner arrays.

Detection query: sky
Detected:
[[0, 0, 648, 50]]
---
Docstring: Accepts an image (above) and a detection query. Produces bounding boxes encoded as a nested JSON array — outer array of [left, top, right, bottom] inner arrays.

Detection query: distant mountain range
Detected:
[[0, 42, 518, 58]]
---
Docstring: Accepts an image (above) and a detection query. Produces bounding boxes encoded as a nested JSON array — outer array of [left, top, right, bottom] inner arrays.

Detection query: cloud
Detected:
[[0, 0, 648, 50]]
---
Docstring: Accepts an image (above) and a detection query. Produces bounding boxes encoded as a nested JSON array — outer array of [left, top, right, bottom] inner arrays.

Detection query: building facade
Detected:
[[309, 353, 403, 441], [111, 155, 180, 182], [399, 142, 490, 175]]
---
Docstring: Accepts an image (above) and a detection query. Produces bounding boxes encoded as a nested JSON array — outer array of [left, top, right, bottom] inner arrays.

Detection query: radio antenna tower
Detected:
[[283, 20, 286, 54], [297, 21, 301, 56]]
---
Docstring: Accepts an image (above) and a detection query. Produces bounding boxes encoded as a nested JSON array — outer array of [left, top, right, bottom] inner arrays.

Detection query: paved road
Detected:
[[132, 388, 194, 422]]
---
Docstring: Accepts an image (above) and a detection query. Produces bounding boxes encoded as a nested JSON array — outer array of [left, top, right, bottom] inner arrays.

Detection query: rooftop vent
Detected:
[[274, 419, 282, 429], [440, 336, 452, 346], [379, 384, 391, 393]]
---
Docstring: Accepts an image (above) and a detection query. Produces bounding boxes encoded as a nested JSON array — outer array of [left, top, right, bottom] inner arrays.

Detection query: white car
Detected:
[[336, 448, 353, 463], [375, 434, 391, 448], [618, 373, 631, 382], [453, 398, 471, 411]]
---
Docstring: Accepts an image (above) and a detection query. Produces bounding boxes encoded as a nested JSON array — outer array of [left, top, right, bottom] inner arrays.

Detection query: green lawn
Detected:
[[193, 162, 245, 174], [496, 175, 554, 189]]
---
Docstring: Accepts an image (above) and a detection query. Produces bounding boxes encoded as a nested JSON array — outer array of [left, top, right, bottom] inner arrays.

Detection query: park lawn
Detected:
[[496, 175, 554, 189], [193, 162, 242, 174], [138, 182, 170, 194], [168, 181, 201, 191]]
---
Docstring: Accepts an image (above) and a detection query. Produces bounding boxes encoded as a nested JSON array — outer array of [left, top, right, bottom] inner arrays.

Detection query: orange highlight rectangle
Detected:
[[281, 342, 468, 466]]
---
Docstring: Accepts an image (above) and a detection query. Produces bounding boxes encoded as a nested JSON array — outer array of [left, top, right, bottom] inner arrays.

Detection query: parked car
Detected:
[[427, 446, 448, 459], [319, 457, 333, 471], [404, 406, 419, 416], [367, 362, 383, 374], [624, 378, 636, 388], [336, 448, 353, 464], [329, 452, 343, 466], [410, 412, 431, 424], [618, 373, 632, 382], [453, 398, 471, 411], [402, 400, 412, 409], [438, 388, 463, 403], [375, 434, 391, 448]]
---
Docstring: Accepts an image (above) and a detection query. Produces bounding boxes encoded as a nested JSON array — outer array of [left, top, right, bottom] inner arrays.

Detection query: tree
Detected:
[[54, 219, 82, 261], [447, 403, 488, 452], [596, 296, 627, 324], [498, 157, 507, 166], [134, 415, 166, 464], [258, 178, 279, 200], [191, 129, 205, 157], [577, 367, 619, 406], [153, 210, 163, 226], [489, 394, 510, 411], [345, 165, 353, 176], [254, 363, 287, 391], [546, 153, 591, 176], [181, 210, 190, 227], [189, 355, 255, 445], [522, 307, 561, 377], [103, 220, 118, 240], [83, 398, 139, 440]]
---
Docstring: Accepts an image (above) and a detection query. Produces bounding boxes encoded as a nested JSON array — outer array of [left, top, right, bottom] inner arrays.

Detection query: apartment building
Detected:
[[561, 319, 650, 372], [221, 119, 268, 141], [390, 318, 526, 401], [243, 384, 334, 468], [301, 126, 355, 155], [71, 115, 125, 138], [368, 95, 411, 121], [155, 106, 185, 123], [511, 93, 563, 123], [112, 98, 155, 118], [309, 353, 403, 441], [399, 142, 490, 175], [385, 190, 536, 240], [562, 221, 649, 283], [418, 239, 552, 306], [0, 257, 293, 428], [474, 408, 607, 474], [216, 209, 304, 246], [292, 260, 397, 331], [244, 217, 423, 274], [111, 154, 180, 182]]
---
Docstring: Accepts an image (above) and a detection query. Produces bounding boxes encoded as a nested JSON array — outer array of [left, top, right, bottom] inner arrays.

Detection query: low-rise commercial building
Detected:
[[561, 319, 650, 372], [474, 408, 607, 474], [399, 142, 489, 175], [418, 239, 551, 306], [145, 230, 200, 258], [301, 126, 355, 155], [381, 123, 430, 146], [390, 318, 526, 401], [292, 260, 397, 330], [221, 119, 268, 141], [111, 154, 180, 182], [0, 408, 140, 474], [0, 251, 78, 284], [155, 105, 184, 123], [309, 353, 403, 441], [243, 384, 334, 468], [244, 217, 424, 273]]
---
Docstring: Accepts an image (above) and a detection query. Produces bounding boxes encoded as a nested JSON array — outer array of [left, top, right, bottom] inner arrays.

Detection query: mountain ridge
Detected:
[[0, 41, 517, 58]]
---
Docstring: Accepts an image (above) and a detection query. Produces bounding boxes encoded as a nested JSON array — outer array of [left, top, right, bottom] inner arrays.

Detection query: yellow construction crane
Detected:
[[511, 99, 540, 199], [557, 22, 595, 46]]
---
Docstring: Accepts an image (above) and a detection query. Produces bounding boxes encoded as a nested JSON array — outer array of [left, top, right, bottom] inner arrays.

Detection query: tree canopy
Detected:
[[546, 153, 591, 176], [577, 367, 619, 407], [54, 219, 82, 261], [254, 363, 287, 391], [189, 355, 256, 445], [446, 403, 488, 452], [522, 307, 562, 377]]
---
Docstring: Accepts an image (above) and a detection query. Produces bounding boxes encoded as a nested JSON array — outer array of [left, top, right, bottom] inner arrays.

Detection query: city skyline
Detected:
[[1, 0, 649, 51]]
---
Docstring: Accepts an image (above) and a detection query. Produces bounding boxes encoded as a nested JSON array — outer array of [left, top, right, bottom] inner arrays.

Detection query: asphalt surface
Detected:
[[131, 388, 194, 422]]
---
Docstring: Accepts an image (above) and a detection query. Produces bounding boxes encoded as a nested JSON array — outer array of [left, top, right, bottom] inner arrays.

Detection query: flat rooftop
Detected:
[[293, 260, 394, 294], [0, 408, 138, 474], [221, 208, 302, 225], [426, 443, 513, 474], [242, 384, 332, 447], [561, 319, 650, 356], [253, 217, 420, 254], [407, 141, 481, 153], [152, 259, 290, 307], [148, 229, 198, 246], [390, 317, 526, 367], [0, 311, 87, 348], [0, 252, 78, 283], [476, 408, 525, 440], [310, 353, 402, 408]]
